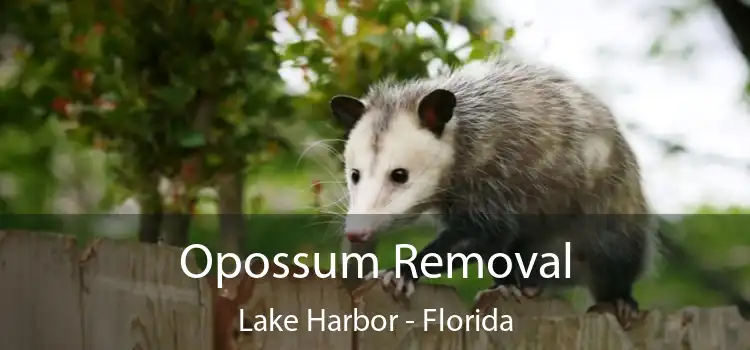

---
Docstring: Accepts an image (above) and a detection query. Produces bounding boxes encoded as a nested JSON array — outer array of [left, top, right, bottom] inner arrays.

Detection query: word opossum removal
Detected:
[[328, 56, 750, 329], [180, 243, 572, 288]]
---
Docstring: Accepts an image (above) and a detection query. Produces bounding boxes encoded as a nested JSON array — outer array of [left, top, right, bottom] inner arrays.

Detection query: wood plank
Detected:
[[661, 306, 750, 350], [79, 238, 211, 350], [0, 230, 83, 350], [353, 280, 475, 350], [233, 263, 353, 350]]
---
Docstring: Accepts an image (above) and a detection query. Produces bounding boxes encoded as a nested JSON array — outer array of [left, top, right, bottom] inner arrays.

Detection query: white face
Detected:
[[342, 109, 455, 242]]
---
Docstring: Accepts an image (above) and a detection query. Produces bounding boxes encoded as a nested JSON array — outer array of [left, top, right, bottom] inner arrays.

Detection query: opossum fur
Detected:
[[329, 57, 698, 324]]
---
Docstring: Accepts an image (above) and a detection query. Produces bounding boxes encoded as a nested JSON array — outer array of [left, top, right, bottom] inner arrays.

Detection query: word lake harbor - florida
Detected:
[[238, 307, 514, 332]]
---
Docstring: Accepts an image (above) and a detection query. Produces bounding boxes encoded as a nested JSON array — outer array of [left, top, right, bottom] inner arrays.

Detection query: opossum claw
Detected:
[[521, 286, 542, 298], [586, 298, 643, 330], [379, 269, 416, 300], [477, 284, 539, 302], [363, 269, 387, 281]]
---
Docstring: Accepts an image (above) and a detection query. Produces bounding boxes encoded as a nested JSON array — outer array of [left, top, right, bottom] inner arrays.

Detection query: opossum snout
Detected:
[[345, 230, 372, 243], [344, 214, 383, 242]]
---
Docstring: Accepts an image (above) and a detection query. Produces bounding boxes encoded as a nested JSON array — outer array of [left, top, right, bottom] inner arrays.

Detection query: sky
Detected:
[[274, 0, 750, 214]]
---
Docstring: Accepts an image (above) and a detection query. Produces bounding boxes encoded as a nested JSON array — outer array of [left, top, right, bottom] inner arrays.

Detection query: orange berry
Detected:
[[51, 97, 70, 115], [93, 23, 105, 35], [320, 18, 335, 36]]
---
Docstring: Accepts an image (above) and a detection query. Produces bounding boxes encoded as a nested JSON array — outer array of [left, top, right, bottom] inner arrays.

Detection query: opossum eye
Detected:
[[390, 168, 409, 184], [350, 169, 361, 184]]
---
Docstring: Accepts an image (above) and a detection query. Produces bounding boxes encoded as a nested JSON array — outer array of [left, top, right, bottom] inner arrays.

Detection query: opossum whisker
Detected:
[[330, 196, 350, 213], [313, 140, 346, 162], [315, 197, 349, 214], [296, 139, 345, 167], [312, 167, 347, 195], [296, 140, 348, 194]]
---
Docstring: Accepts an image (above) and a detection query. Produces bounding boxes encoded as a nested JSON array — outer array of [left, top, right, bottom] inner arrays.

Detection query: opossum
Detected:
[[328, 57, 750, 328]]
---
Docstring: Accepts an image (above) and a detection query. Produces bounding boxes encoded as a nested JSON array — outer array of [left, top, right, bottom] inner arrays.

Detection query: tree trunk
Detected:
[[711, 0, 750, 67], [137, 183, 163, 244], [217, 172, 245, 255], [160, 93, 217, 247], [161, 196, 195, 247]]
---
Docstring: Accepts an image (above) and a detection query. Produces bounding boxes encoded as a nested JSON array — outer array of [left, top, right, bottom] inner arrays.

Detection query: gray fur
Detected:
[[336, 57, 750, 324], [349, 56, 661, 303], [363, 58, 650, 213]]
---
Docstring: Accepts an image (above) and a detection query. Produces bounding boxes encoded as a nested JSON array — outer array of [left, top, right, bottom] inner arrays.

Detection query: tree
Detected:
[[0, 0, 504, 256], [1, 0, 292, 252]]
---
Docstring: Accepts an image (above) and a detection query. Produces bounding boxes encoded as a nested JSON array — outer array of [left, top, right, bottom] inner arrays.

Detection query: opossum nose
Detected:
[[346, 231, 370, 243], [346, 232, 363, 242]]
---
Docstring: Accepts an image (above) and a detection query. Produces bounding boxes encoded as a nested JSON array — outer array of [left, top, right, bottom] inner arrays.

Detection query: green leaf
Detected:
[[390, 13, 409, 29], [284, 41, 308, 57], [648, 39, 664, 57], [152, 85, 196, 108], [425, 18, 448, 45], [388, 1, 415, 23], [363, 34, 388, 48], [468, 40, 496, 60], [179, 131, 206, 148], [212, 19, 231, 43], [503, 27, 515, 41], [248, 194, 265, 213]]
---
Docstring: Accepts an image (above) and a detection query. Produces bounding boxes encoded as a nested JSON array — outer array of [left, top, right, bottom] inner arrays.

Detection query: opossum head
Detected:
[[330, 89, 457, 242]]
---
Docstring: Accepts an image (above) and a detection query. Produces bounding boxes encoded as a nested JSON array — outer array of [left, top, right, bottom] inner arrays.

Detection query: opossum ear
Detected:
[[418, 89, 456, 137], [330, 95, 366, 131]]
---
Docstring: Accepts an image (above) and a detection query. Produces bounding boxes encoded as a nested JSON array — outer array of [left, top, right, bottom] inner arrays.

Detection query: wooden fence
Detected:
[[1, 230, 749, 350]]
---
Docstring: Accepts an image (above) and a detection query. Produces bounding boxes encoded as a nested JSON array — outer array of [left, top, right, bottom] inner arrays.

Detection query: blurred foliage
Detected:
[[0, 0, 503, 215], [0, 0, 748, 312], [1, 0, 294, 219], [277, 0, 502, 153]]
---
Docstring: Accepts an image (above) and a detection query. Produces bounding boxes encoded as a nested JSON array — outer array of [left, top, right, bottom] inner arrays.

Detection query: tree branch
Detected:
[[217, 172, 245, 255], [711, 0, 750, 66], [137, 174, 163, 243], [162, 93, 218, 247]]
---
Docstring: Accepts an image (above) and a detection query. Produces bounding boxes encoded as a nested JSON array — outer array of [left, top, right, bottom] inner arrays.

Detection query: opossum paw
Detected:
[[586, 298, 643, 330], [478, 284, 540, 302], [365, 268, 416, 300], [520, 286, 543, 298]]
